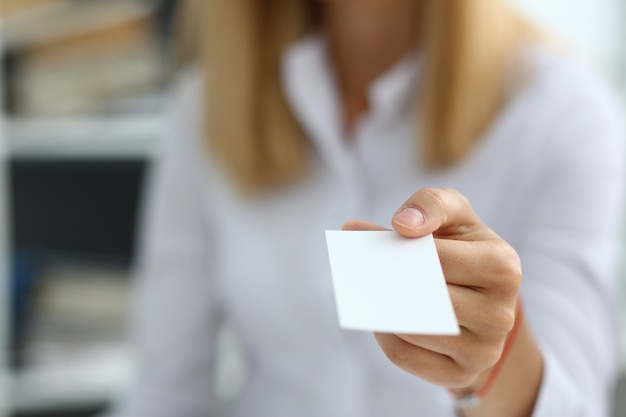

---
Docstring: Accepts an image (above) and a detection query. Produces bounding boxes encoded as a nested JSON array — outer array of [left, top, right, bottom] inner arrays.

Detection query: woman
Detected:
[[109, 0, 624, 416]]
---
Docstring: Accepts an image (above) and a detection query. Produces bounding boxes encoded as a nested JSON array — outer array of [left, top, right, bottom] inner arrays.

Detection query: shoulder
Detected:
[[161, 68, 239, 194], [504, 43, 624, 166], [513, 43, 622, 129], [165, 67, 205, 145], [155, 67, 209, 168]]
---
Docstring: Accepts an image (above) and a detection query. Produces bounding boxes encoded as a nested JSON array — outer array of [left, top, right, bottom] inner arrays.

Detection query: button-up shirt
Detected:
[[110, 33, 625, 417]]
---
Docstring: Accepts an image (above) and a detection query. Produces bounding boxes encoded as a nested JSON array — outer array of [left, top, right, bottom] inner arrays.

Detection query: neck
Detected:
[[322, 1, 421, 130]]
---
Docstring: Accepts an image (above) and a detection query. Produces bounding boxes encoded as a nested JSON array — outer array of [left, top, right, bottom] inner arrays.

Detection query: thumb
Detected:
[[392, 188, 486, 239]]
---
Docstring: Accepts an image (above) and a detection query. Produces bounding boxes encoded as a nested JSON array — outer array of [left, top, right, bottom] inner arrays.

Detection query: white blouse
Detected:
[[110, 34, 625, 417]]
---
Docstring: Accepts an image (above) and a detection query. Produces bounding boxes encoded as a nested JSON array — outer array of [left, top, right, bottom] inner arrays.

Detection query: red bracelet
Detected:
[[450, 298, 525, 409]]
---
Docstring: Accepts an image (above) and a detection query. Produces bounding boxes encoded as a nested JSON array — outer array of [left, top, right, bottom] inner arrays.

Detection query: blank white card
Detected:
[[325, 231, 459, 335]]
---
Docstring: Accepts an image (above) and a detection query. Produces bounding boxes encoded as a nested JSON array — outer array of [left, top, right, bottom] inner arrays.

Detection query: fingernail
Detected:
[[394, 207, 425, 229]]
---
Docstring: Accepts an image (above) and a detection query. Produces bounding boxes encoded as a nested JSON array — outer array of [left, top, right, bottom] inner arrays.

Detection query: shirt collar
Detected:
[[281, 32, 421, 180], [368, 47, 421, 119], [282, 32, 421, 137]]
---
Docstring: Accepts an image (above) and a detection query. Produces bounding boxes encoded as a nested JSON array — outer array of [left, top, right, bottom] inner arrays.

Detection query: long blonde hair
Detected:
[[181, 0, 532, 192]]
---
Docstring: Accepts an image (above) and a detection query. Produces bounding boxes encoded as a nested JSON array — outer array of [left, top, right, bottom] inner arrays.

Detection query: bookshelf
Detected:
[[6, 115, 162, 159], [1, 28, 11, 417], [2, 0, 166, 117], [0, 0, 13, 412], [1, 1, 173, 415]]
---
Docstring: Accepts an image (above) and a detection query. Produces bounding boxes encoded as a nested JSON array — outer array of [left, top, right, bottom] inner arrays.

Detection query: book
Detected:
[[3, 0, 166, 115]]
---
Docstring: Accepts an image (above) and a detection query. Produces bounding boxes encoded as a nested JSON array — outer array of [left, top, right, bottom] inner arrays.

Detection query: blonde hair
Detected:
[[183, 0, 532, 192]]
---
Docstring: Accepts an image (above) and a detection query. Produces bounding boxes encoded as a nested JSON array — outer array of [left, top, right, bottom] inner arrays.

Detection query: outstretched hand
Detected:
[[343, 188, 541, 416]]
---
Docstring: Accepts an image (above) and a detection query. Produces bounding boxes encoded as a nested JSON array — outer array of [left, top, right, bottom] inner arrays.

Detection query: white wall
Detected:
[[510, 0, 625, 86]]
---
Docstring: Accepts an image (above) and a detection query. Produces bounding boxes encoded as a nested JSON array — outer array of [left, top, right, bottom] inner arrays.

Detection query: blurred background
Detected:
[[0, 0, 624, 416], [0, 1, 173, 416]]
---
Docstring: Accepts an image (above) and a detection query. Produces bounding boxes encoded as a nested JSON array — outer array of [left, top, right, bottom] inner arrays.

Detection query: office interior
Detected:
[[0, 0, 625, 416]]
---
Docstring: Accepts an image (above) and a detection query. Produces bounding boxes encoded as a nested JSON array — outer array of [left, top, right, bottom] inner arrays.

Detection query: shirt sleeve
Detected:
[[106, 72, 222, 417], [516, 67, 625, 417]]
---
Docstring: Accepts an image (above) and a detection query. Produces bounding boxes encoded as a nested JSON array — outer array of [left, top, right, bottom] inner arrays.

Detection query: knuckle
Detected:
[[488, 244, 522, 291], [382, 343, 412, 369], [483, 305, 516, 335], [420, 188, 447, 211], [446, 188, 470, 207], [454, 349, 475, 369], [454, 335, 501, 371], [445, 367, 477, 389], [451, 334, 477, 367], [479, 343, 504, 368]]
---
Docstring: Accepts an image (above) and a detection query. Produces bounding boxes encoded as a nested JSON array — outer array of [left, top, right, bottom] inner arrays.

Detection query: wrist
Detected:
[[449, 298, 525, 408]]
